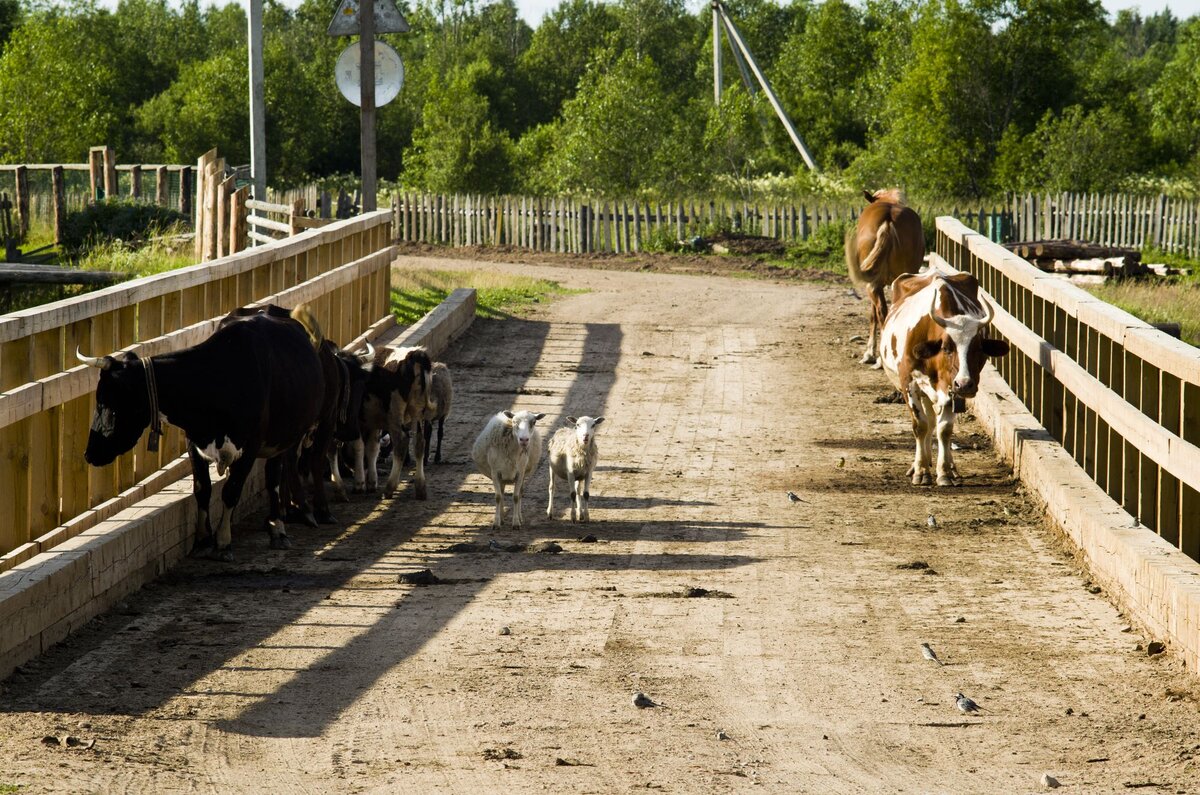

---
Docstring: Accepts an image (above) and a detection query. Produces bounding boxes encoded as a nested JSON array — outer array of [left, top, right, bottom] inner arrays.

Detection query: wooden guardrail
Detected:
[[0, 209, 394, 568], [936, 216, 1200, 560]]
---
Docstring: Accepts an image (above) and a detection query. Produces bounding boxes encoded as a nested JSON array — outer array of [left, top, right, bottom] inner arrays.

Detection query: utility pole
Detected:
[[712, 0, 722, 105], [359, 0, 377, 212], [248, 0, 266, 206]]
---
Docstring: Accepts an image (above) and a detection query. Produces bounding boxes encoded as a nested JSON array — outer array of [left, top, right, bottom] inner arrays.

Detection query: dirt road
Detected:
[[1, 258, 1198, 793]]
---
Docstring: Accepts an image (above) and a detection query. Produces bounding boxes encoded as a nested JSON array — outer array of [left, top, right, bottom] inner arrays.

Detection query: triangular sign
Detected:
[[327, 0, 410, 36]]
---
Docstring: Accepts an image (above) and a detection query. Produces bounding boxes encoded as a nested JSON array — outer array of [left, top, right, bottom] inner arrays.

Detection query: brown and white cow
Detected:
[[351, 345, 434, 499], [845, 189, 925, 367], [879, 267, 1010, 486]]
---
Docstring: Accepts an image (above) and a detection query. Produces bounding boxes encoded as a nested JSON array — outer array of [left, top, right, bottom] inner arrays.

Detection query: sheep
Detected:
[[472, 410, 546, 530], [546, 415, 604, 522]]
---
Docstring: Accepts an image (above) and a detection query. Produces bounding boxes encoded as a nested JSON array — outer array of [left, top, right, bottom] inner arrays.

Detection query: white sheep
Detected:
[[547, 415, 603, 522], [471, 410, 546, 529]]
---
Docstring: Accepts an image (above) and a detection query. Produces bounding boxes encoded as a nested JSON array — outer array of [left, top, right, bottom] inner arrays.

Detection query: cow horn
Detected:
[[76, 347, 110, 369], [359, 342, 375, 362], [979, 297, 994, 326], [928, 289, 948, 328]]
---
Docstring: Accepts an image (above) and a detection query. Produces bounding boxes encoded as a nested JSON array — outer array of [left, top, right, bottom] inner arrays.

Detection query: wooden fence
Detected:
[[0, 146, 192, 243], [1008, 193, 1200, 257], [936, 216, 1200, 562], [0, 209, 394, 567], [391, 193, 871, 252]]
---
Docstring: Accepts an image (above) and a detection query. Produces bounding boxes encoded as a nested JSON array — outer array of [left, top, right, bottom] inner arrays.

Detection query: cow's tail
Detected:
[[289, 303, 324, 349]]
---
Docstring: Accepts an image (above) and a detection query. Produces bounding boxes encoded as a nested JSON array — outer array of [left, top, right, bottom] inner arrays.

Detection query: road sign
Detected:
[[335, 41, 404, 107], [327, 0, 410, 35]]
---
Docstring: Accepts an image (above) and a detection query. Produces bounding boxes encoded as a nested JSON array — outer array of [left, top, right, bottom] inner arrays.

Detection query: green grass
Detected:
[[1083, 249, 1200, 348], [390, 269, 584, 324], [74, 222, 194, 277], [769, 220, 853, 275], [0, 784, 21, 794]]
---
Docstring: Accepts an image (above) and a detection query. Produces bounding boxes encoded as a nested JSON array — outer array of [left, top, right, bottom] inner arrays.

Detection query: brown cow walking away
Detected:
[[845, 188, 925, 367]]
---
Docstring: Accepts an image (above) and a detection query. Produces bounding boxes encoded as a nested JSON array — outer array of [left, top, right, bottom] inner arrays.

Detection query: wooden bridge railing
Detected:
[[0, 210, 394, 568], [936, 216, 1200, 560]]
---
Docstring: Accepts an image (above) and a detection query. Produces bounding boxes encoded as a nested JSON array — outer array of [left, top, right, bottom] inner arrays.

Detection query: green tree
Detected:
[[994, 105, 1140, 191], [135, 50, 249, 164], [519, 0, 618, 126], [1150, 18, 1200, 169], [543, 49, 671, 195], [403, 59, 515, 193], [0, 11, 121, 162]]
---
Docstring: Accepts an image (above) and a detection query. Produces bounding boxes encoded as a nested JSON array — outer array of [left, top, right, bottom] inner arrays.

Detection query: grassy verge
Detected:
[[390, 268, 583, 324], [1086, 278, 1200, 347], [766, 221, 852, 276]]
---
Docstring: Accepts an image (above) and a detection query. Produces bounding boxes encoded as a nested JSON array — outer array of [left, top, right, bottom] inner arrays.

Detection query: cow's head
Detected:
[[503, 410, 545, 451], [566, 415, 604, 446], [913, 288, 1009, 398], [77, 349, 152, 466]]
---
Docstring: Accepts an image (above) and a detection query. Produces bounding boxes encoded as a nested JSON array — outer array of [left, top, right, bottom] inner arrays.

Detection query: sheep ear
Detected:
[[566, 416, 577, 424], [502, 410, 514, 419], [593, 417, 604, 426], [534, 413, 546, 422]]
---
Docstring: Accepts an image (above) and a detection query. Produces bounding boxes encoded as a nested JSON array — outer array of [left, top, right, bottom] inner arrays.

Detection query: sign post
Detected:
[[328, 0, 409, 215]]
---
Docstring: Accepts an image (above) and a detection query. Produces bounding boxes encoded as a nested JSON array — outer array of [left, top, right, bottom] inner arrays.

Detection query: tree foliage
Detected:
[[0, 0, 1197, 198]]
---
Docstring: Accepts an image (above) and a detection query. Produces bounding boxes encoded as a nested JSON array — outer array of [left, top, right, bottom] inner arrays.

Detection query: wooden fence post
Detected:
[[13, 166, 28, 240], [88, 147, 105, 201], [129, 164, 142, 200], [51, 166, 66, 245], [290, 198, 305, 236], [103, 147, 117, 198], [179, 165, 193, 221], [155, 166, 168, 207], [230, 185, 248, 254]]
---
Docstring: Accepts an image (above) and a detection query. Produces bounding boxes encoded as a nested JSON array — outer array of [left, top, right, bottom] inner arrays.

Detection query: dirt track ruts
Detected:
[[0, 256, 1197, 793]]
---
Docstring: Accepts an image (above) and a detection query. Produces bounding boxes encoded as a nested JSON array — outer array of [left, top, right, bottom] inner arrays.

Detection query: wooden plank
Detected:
[[0, 337, 33, 553]]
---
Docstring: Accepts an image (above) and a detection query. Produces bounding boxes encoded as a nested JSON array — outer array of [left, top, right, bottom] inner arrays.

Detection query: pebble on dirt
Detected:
[[1040, 773, 1061, 788], [535, 541, 564, 554], [398, 569, 441, 586], [1147, 641, 1166, 656], [498, 626, 511, 636], [578, 534, 598, 543]]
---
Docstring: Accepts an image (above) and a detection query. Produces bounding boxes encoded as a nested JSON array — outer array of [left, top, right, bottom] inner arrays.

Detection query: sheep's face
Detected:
[[567, 415, 604, 446], [503, 410, 545, 450]]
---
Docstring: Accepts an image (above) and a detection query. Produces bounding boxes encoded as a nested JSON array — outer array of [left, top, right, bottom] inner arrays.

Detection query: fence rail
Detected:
[[0, 210, 394, 567], [936, 216, 1200, 562], [0, 147, 192, 241]]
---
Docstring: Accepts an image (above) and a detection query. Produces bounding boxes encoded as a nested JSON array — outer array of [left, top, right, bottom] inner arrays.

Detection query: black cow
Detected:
[[80, 304, 326, 560], [351, 345, 434, 499]]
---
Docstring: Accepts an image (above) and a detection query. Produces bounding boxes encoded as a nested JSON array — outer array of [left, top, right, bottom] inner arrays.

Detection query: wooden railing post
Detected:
[[51, 166, 66, 245], [290, 198, 305, 236], [12, 166, 28, 241], [88, 146, 105, 201]]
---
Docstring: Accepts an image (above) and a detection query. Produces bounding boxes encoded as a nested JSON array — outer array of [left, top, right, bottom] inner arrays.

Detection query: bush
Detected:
[[59, 199, 188, 254]]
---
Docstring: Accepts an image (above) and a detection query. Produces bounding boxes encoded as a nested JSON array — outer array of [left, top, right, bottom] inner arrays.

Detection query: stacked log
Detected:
[[1004, 239, 1149, 283]]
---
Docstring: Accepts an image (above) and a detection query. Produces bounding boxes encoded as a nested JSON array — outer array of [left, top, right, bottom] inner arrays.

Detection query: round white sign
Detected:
[[335, 41, 404, 107]]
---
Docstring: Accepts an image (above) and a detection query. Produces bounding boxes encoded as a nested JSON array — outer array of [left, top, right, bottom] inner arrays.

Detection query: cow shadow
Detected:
[[0, 317, 760, 741]]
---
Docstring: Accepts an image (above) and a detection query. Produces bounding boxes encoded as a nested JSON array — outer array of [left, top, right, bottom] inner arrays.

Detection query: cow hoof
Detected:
[[860, 353, 877, 365], [190, 540, 214, 558], [415, 485, 428, 501], [270, 534, 291, 550], [208, 546, 234, 562], [937, 476, 959, 487], [906, 464, 915, 477], [315, 510, 337, 525], [870, 360, 883, 370], [913, 472, 932, 486]]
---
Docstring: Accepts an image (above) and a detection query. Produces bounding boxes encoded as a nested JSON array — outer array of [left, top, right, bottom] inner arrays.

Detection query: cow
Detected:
[[846, 189, 925, 367], [879, 267, 1010, 486], [289, 340, 374, 523], [350, 345, 434, 499], [80, 304, 326, 560]]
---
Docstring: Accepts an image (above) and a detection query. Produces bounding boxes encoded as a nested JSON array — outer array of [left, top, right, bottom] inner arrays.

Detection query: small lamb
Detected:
[[472, 410, 546, 529], [547, 415, 604, 522]]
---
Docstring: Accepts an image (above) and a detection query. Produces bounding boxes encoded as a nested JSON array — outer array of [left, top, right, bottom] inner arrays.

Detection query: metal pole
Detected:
[[712, 1, 722, 105], [717, 2, 818, 172], [248, 0, 266, 205], [359, 0, 377, 212]]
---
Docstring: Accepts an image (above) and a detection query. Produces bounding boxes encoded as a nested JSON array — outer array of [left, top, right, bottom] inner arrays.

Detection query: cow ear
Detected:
[[502, 410, 514, 419], [982, 338, 1010, 357], [914, 340, 942, 360], [863, 189, 875, 203]]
